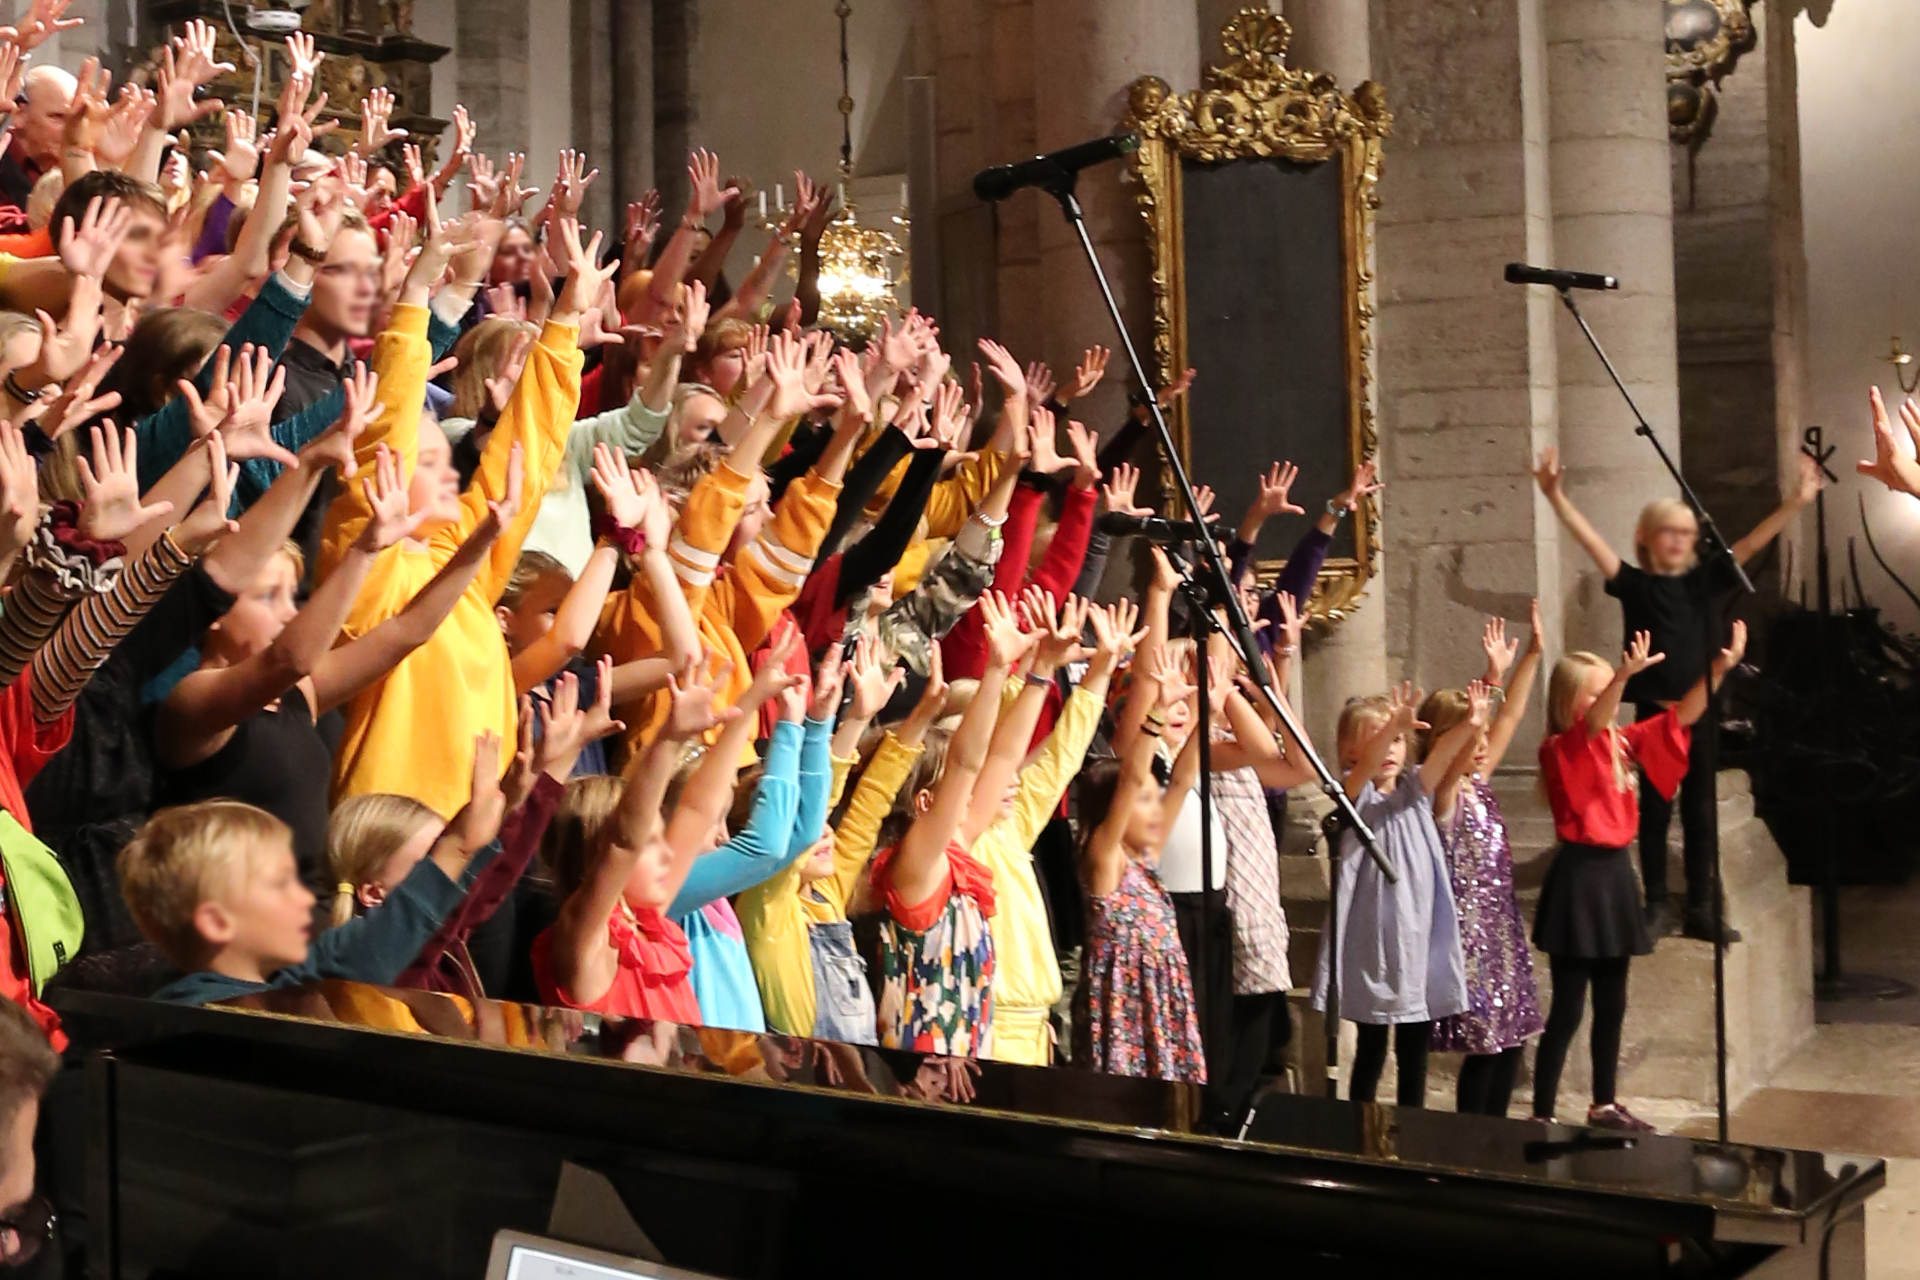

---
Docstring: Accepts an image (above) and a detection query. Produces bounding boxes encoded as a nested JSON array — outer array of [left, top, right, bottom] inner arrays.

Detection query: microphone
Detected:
[[1097, 512, 1222, 542], [1504, 262, 1619, 292], [973, 132, 1141, 203]]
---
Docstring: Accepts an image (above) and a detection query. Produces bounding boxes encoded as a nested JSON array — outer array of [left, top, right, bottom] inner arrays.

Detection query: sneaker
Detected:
[[1643, 899, 1679, 938], [1586, 1102, 1656, 1132], [1682, 910, 1742, 945]]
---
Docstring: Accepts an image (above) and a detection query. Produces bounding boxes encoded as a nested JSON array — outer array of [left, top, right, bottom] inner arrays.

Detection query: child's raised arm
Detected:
[[1535, 447, 1622, 580], [888, 592, 1029, 908], [1484, 601, 1545, 774], [1083, 607, 1163, 899], [1418, 680, 1492, 795], [1345, 681, 1420, 802], [1589, 630, 1662, 736], [1675, 619, 1747, 727]]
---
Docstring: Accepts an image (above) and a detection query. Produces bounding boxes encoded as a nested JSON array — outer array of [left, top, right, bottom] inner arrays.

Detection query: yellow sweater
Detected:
[[595, 459, 840, 755], [735, 751, 869, 1037], [323, 307, 583, 816], [973, 683, 1101, 1066]]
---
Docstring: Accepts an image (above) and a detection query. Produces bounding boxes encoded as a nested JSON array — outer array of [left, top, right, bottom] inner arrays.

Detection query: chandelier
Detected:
[[814, 0, 905, 341]]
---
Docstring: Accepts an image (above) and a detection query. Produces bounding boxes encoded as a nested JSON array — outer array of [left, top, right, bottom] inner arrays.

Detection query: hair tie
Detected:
[[336, 882, 355, 896]]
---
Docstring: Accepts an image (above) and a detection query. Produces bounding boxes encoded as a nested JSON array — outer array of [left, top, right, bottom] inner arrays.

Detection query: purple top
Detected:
[[191, 192, 236, 264], [1229, 524, 1333, 660]]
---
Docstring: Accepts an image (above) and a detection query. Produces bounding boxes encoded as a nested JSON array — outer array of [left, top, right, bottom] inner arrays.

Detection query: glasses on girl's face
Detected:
[[0, 1195, 55, 1268]]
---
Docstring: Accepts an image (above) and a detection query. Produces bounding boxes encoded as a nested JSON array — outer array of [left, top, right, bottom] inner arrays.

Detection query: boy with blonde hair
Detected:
[[122, 735, 509, 1005]]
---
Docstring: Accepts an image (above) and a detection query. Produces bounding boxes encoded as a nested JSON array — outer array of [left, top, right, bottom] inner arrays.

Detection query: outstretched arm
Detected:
[[1731, 455, 1820, 564], [1534, 447, 1623, 580], [1484, 601, 1544, 775], [1675, 620, 1747, 727]]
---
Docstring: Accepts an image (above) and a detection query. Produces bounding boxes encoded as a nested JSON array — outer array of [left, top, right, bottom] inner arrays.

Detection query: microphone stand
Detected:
[[1552, 286, 1744, 1142], [1039, 172, 1392, 1114]]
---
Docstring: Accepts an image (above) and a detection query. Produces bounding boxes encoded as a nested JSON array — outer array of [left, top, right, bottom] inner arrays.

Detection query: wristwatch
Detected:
[[1326, 497, 1351, 519]]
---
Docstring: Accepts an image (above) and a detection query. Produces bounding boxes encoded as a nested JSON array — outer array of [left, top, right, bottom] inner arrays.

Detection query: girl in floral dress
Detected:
[[1420, 606, 1547, 1116], [868, 592, 1034, 1056], [1072, 645, 1207, 1084]]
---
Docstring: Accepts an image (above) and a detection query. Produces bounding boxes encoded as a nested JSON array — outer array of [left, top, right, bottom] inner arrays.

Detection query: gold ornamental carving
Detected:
[[1666, 0, 1757, 144], [1121, 9, 1390, 624]]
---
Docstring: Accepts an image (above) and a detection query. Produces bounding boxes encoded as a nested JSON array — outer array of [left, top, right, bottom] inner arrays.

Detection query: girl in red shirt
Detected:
[[1531, 623, 1746, 1131]]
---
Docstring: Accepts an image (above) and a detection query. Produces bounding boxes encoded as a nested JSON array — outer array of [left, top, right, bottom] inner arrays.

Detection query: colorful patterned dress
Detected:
[[1074, 858, 1207, 1083], [870, 840, 997, 1056], [1430, 778, 1544, 1054]]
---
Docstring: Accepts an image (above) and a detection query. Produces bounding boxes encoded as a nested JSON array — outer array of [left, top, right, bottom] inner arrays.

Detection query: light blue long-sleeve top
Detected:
[[1310, 774, 1470, 1025]]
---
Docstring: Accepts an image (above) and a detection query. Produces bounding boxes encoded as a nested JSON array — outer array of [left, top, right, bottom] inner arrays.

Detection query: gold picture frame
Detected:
[[1121, 9, 1390, 623]]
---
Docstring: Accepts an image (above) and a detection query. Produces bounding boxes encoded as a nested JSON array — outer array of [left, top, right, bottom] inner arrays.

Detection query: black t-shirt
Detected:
[[1604, 558, 1741, 704]]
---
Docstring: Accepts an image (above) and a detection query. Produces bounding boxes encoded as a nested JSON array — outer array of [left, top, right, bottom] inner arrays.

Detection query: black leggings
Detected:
[[1349, 1021, 1431, 1108], [1456, 1045, 1524, 1117], [1635, 702, 1716, 912], [1531, 955, 1631, 1120]]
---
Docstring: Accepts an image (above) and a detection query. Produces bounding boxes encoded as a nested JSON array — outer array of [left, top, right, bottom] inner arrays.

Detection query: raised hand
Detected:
[[406, 182, 483, 291], [1527, 597, 1544, 654], [2, 0, 84, 53], [1087, 598, 1148, 664], [745, 628, 806, 708], [549, 216, 621, 325], [1385, 679, 1427, 735], [551, 147, 597, 221], [1150, 545, 1181, 595], [96, 84, 156, 170], [831, 347, 872, 424], [807, 642, 848, 721], [1064, 419, 1100, 489], [977, 337, 1024, 402], [301, 360, 379, 476], [662, 652, 740, 742], [1027, 589, 1090, 670], [76, 423, 171, 542], [1061, 345, 1111, 403], [58, 195, 132, 279], [284, 29, 323, 83], [356, 86, 409, 155], [214, 342, 290, 462], [1621, 629, 1665, 677], [1482, 616, 1519, 686], [210, 107, 260, 184], [1715, 618, 1749, 676], [34, 273, 104, 382], [1276, 589, 1305, 654], [0, 423, 39, 563], [479, 441, 526, 534], [1101, 460, 1150, 517], [1466, 678, 1492, 728], [173, 432, 240, 554], [1532, 448, 1566, 500], [1024, 360, 1056, 408], [845, 635, 906, 720], [589, 442, 660, 534], [38, 342, 123, 443], [1155, 366, 1197, 409], [1253, 461, 1304, 518], [1860, 388, 1920, 498], [1027, 405, 1074, 474], [685, 147, 736, 220], [764, 328, 843, 420], [1147, 644, 1194, 710], [979, 590, 1038, 670], [664, 278, 710, 354], [353, 443, 427, 552], [156, 18, 233, 131], [624, 191, 662, 261]]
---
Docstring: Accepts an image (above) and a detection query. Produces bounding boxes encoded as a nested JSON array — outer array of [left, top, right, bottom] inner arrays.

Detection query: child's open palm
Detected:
[[1620, 629, 1664, 677]]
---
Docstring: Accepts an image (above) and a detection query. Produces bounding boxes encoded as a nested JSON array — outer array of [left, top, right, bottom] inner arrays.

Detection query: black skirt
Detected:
[[1531, 843, 1653, 959]]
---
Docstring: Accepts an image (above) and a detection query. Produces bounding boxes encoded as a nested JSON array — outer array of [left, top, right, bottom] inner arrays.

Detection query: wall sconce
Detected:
[[1889, 335, 1920, 396]]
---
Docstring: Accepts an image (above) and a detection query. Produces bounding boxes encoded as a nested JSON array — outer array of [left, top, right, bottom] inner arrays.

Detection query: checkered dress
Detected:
[[1212, 763, 1292, 995]]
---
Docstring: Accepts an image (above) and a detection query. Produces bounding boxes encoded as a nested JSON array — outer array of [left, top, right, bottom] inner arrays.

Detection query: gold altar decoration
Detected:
[[812, 0, 905, 342], [1121, 8, 1390, 624], [1666, 0, 1757, 145], [150, 0, 449, 162]]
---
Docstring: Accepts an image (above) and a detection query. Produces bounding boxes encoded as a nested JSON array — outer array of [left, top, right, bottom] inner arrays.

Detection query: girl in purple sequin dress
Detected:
[[1419, 608, 1546, 1117]]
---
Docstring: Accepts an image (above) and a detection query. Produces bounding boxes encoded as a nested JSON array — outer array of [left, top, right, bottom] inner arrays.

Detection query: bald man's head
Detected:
[[16, 65, 77, 167]]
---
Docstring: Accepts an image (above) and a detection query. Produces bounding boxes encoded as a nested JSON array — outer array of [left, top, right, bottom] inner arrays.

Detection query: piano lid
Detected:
[[50, 980, 1883, 1245]]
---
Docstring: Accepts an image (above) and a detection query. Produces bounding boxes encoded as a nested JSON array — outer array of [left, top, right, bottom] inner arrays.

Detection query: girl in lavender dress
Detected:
[[1420, 605, 1547, 1117]]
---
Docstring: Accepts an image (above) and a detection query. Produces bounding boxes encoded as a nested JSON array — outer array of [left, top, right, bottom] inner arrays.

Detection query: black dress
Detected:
[[158, 688, 335, 894]]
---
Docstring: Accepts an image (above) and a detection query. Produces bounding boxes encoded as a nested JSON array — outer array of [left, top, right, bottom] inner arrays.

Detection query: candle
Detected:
[[759, 190, 768, 219], [774, 182, 784, 211]]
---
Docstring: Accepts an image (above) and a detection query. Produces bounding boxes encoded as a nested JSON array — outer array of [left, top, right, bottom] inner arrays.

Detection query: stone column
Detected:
[[456, 0, 531, 158], [610, 0, 656, 218], [1283, 0, 1372, 90], [1030, 0, 1198, 434], [1546, 0, 1682, 655], [651, 0, 698, 216], [1366, 0, 1563, 728], [925, 0, 999, 364], [570, 0, 617, 236]]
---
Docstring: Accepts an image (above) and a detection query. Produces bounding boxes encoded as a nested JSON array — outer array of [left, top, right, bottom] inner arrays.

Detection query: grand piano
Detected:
[[49, 983, 1880, 1279]]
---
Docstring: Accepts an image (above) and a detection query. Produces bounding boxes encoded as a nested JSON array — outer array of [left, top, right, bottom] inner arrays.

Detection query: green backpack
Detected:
[[0, 810, 83, 995]]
